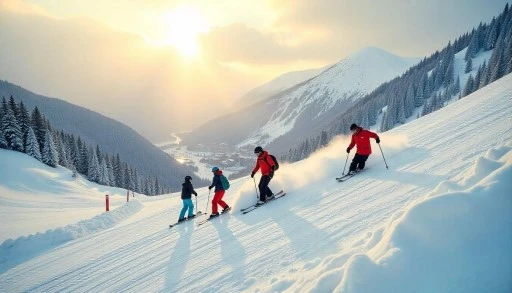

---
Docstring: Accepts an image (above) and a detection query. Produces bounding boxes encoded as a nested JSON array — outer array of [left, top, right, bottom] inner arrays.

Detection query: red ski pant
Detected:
[[211, 190, 227, 214]]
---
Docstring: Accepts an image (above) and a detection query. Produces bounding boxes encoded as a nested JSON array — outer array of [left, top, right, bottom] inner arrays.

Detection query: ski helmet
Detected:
[[350, 123, 358, 131], [185, 175, 192, 181], [254, 146, 263, 154], [211, 166, 219, 172]]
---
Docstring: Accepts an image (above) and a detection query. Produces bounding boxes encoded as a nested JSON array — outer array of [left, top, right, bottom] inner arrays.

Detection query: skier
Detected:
[[208, 167, 230, 218], [178, 175, 197, 222], [346, 123, 380, 175], [251, 146, 276, 205]]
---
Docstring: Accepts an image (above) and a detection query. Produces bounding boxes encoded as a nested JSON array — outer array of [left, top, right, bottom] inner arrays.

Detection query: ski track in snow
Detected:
[[0, 74, 511, 292]]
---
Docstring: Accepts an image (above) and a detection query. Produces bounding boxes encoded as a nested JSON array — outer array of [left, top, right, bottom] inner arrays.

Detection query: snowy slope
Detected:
[[0, 74, 511, 292], [0, 150, 132, 242], [233, 66, 327, 110], [239, 47, 419, 147]]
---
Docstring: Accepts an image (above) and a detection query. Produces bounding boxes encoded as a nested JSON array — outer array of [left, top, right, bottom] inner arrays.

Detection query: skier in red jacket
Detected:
[[346, 123, 380, 175], [251, 146, 276, 205]]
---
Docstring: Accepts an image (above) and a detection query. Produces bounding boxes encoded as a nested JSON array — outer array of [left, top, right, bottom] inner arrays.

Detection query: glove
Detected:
[[251, 172, 255, 178], [346, 147, 351, 153], [194, 193, 198, 197], [208, 186, 213, 190], [269, 171, 274, 179], [376, 137, 380, 144]]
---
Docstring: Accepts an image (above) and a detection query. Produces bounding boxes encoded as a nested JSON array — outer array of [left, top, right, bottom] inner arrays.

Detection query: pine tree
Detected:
[[106, 156, 115, 187], [404, 84, 415, 118], [0, 127, 7, 149], [99, 157, 110, 185], [465, 57, 473, 73], [485, 19, 498, 50], [320, 130, 329, 147], [31, 107, 46, 151], [155, 177, 161, 195], [8, 96, 19, 119], [25, 127, 42, 161], [462, 74, 475, 97], [1, 107, 24, 152], [42, 130, 58, 167], [453, 76, 461, 94], [490, 40, 506, 81], [465, 30, 479, 60], [87, 148, 101, 182], [17, 101, 31, 151]]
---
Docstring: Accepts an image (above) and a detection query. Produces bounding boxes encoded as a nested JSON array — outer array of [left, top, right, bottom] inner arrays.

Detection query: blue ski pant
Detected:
[[179, 199, 194, 219]]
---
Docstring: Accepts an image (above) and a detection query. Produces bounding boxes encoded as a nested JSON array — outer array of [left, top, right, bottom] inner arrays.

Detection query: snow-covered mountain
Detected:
[[183, 47, 419, 152], [233, 66, 327, 110], [1, 72, 511, 292]]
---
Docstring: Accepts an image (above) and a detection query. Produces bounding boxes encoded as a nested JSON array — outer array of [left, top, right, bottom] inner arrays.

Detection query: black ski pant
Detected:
[[258, 175, 273, 201], [349, 153, 369, 172]]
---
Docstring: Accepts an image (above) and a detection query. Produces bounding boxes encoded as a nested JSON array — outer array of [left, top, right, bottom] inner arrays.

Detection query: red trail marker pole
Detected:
[[106, 194, 110, 212]]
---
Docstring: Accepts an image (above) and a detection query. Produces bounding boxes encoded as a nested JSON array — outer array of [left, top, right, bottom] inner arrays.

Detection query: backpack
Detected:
[[220, 174, 230, 190], [265, 154, 279, 171]]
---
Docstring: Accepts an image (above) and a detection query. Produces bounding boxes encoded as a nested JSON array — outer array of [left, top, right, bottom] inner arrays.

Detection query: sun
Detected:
[[165, 7, 208, 59]]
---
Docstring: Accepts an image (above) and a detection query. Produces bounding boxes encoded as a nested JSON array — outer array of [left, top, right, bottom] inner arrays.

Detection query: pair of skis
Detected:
[[335, 169, 364, 182], [169, 211, 205, 228], [240, 190, 286, 214], [196, 207, 233, 226]]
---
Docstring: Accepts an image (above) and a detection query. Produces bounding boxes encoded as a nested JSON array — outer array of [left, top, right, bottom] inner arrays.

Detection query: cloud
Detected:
[[0, 8, 260, 141], [266, 0, 509, 57], [0, 0, 50, 16]]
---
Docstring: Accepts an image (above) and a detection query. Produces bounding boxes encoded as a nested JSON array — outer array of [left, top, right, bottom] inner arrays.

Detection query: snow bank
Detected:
[[0, 200, 143, 274], [337, 146, 512, 292]]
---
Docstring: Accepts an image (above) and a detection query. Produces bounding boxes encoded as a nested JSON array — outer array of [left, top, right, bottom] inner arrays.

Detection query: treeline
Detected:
[[0, 96, 169, 195], [283, 3, 512, 163]]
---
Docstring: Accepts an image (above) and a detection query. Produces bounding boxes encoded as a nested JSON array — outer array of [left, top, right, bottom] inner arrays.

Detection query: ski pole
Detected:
[[205, 189, 211, 214], [377, 143, 389, 169], [253, 177, 259, 198], [342, 152, 349, 175], [195, 194, 199, 214]]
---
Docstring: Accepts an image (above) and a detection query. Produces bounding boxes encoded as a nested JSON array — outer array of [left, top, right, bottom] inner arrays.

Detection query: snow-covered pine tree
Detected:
[[465, 57, 473, 73], [155, 177, 161, 195], [462, 74, 475, 97], [87, 148, 100, 182], [106, 156, 115, 187], [0, 127, 7, 149], [453, 76, 461, 95], [25, 127, 41, 161], [404, 83, 415, 118], [42, 130, 58, 167], [99, 157, 110, 186], [17, 101, 31, 151], [8, 96, 19, 119], [465, 29, 479, 61], [485, 18, 498, 50], [31, 107, 46, 152], [1, 107, 24, 152]]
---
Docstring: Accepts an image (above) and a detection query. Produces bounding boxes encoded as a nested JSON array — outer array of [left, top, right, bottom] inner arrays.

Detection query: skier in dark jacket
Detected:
[[178, 175, 197, 222], [346, 123, 380, 174], [208, 167, 230, 218], [251, 146, 276, 205]]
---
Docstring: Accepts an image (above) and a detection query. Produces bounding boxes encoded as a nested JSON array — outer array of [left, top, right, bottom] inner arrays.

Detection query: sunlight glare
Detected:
[[165, 7, 208, 59]]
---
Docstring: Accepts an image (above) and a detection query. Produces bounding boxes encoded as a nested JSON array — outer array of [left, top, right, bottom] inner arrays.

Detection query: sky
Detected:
[[0, 0, 508, 141]]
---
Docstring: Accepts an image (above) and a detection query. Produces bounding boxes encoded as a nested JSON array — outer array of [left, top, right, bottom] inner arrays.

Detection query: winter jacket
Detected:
[[181, 180, 197, 199], [348, 127, 379, 156], [252, 151, 276, 176], [209, 170, 225, 192]]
